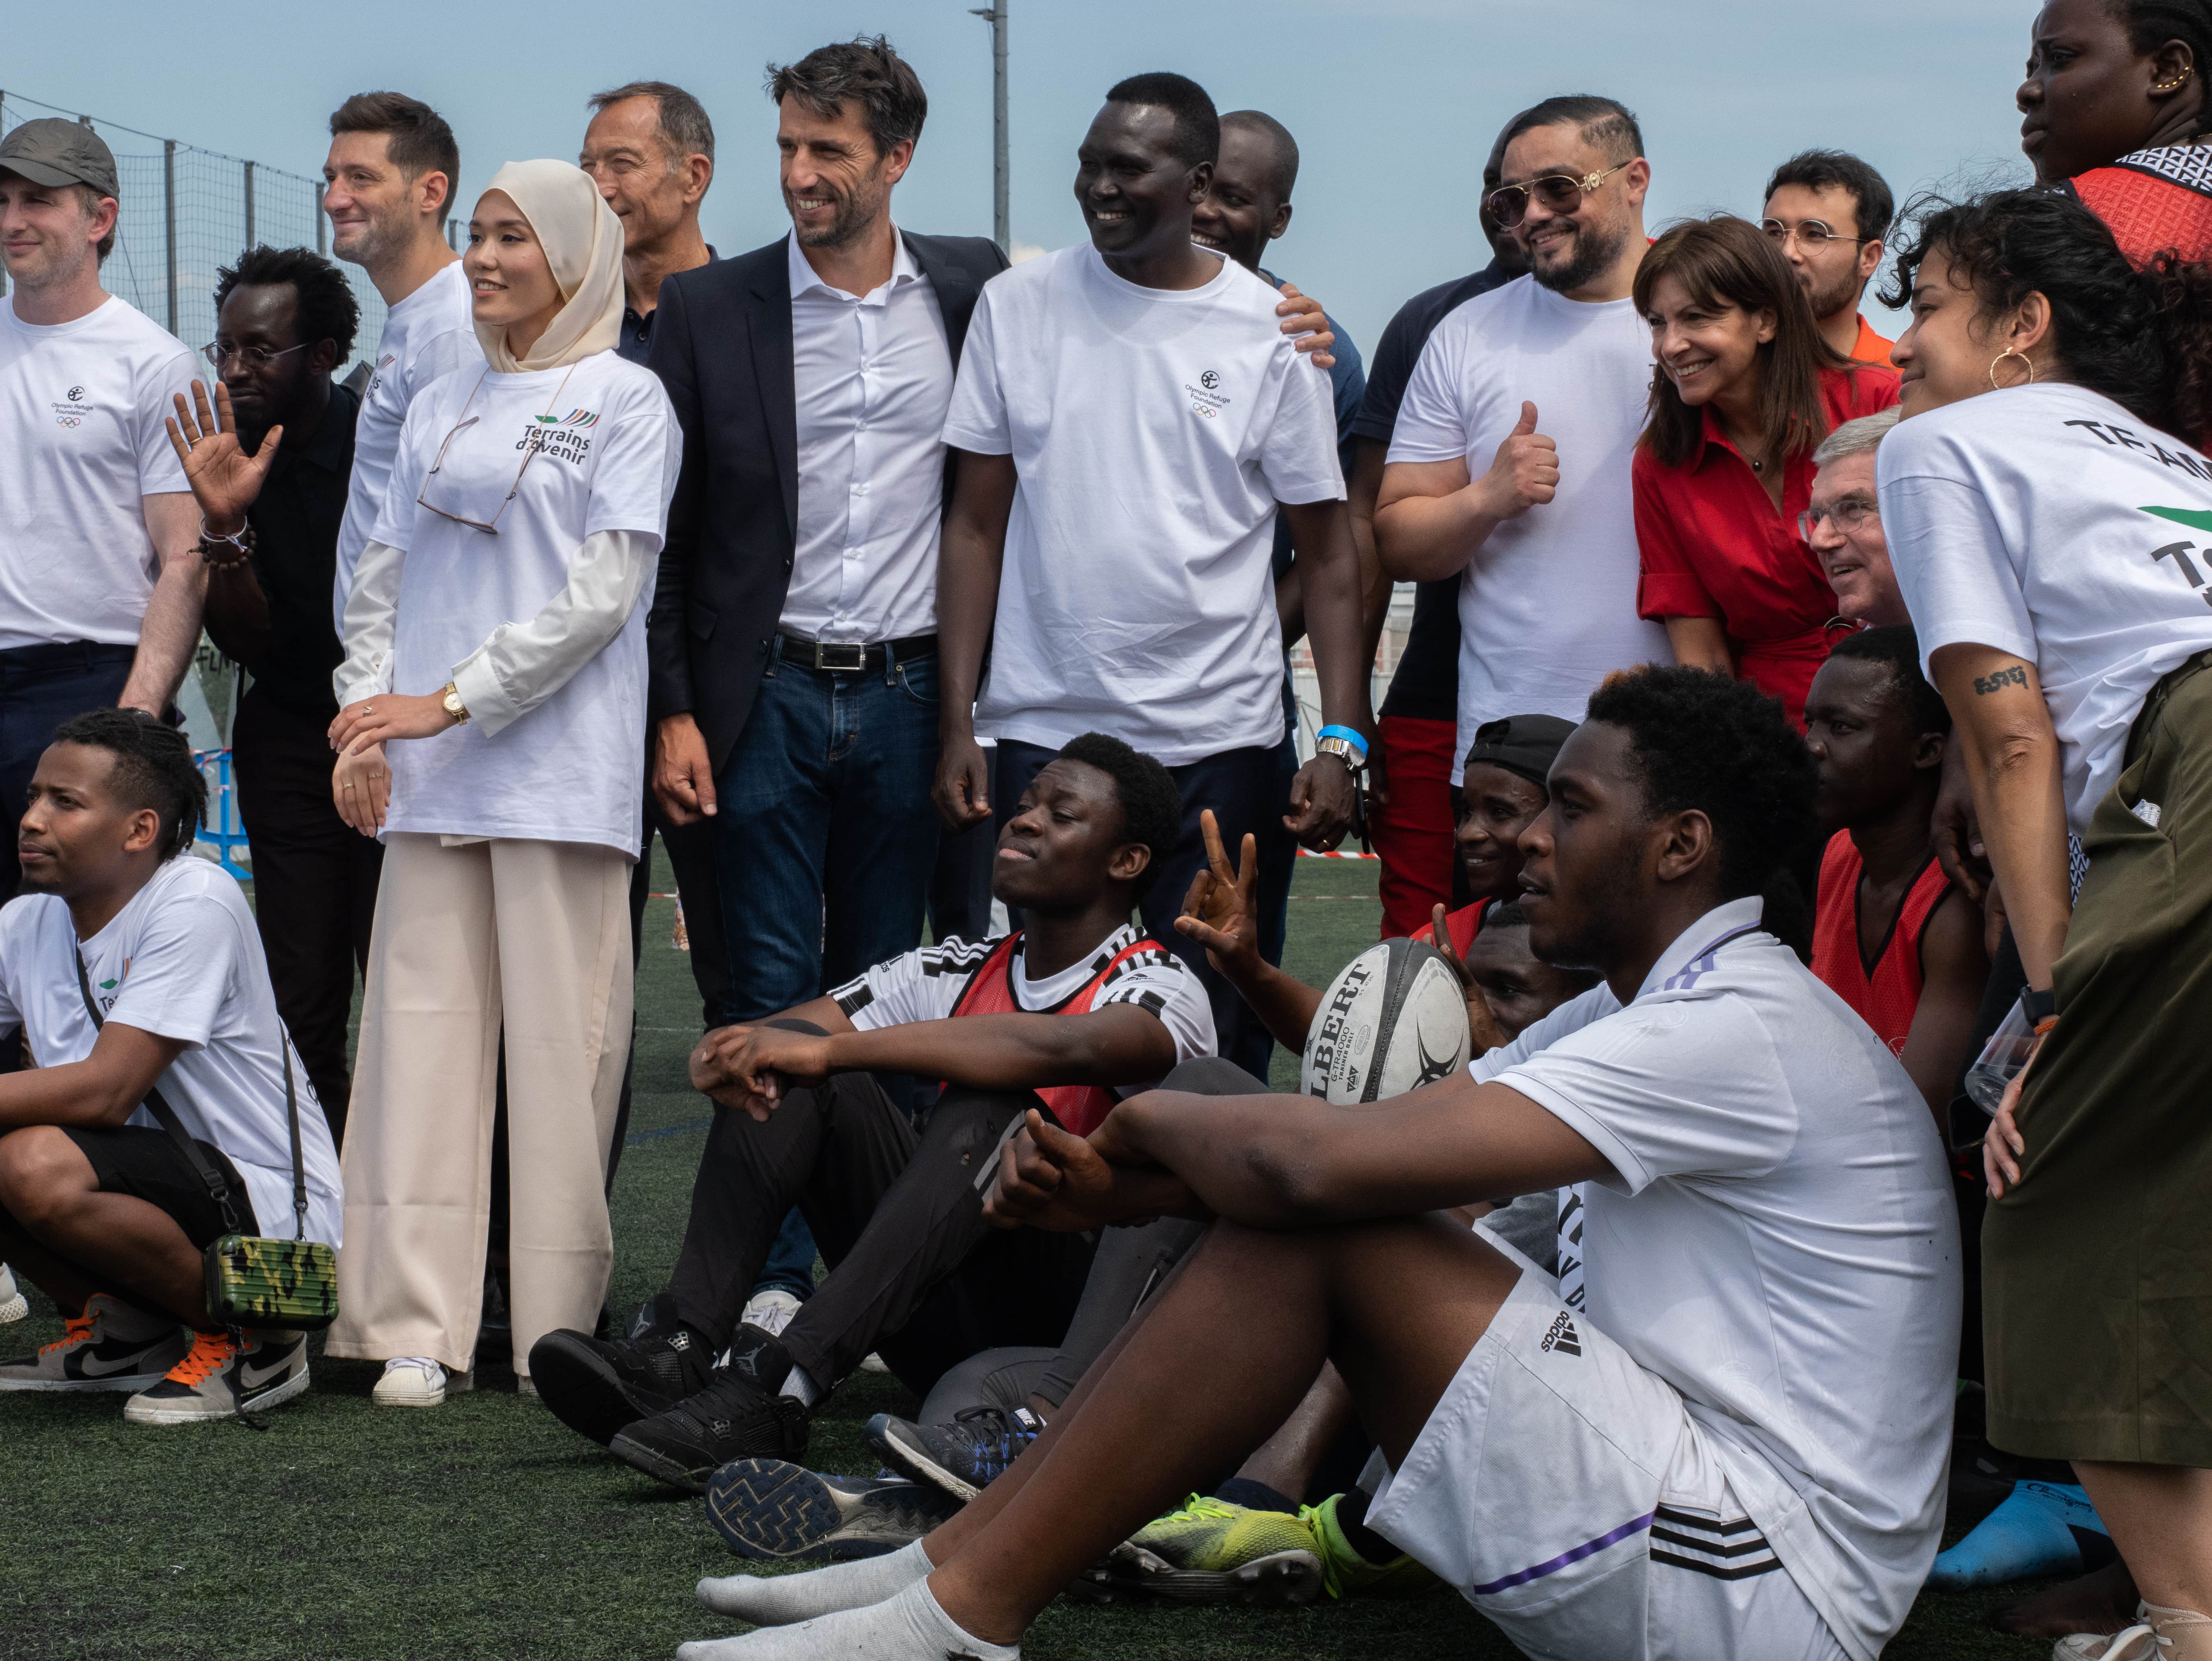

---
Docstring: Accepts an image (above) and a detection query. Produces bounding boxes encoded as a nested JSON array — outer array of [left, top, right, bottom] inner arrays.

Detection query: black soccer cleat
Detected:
[[705, 1458, 960, 1561], [866, 1405, 1044, 1502], [528, 1325, 716, 1447], [608, 1366, 810, 1494]]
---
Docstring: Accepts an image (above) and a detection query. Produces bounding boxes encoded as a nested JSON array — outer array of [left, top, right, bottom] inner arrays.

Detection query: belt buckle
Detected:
[[811, 640, 867, 673]]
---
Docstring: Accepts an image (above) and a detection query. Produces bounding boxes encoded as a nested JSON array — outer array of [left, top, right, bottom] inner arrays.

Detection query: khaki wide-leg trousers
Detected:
[[326, 832, 632, 1375]]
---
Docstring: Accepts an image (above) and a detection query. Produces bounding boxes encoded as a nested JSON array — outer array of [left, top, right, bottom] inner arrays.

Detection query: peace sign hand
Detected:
[[1173, 808, 1262, 979], [165, 380, 281, 537]]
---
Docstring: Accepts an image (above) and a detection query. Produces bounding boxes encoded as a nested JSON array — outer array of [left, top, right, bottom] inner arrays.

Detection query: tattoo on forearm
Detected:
[[1973, 664, 2029, 696]]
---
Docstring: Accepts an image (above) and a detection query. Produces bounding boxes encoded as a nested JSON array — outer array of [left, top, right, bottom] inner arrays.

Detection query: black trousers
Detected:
[[996, 740, 1287, 1079], [663, 1024, 1096, 1400], [231, 691, 383, 1145]]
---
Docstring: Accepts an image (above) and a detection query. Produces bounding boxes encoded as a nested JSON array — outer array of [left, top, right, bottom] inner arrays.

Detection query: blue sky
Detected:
[[11, 0, 2040, 353]]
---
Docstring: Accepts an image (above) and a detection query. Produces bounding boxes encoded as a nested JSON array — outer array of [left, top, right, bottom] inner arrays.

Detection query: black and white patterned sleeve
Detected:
[[1095, 947, 1219, 1066], [833, 935, 999, 1031]]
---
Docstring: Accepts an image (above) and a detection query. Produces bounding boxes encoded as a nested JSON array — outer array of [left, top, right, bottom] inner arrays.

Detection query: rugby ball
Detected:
[[1300, 939, 1473, 1104]]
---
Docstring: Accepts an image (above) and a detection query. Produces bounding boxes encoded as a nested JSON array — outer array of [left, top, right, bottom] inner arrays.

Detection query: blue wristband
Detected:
[[1316, 725, 1369, 759]]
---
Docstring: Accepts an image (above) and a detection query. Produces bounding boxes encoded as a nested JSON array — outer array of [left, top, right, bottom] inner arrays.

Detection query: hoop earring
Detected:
[[1990, 347, 2037, 390]]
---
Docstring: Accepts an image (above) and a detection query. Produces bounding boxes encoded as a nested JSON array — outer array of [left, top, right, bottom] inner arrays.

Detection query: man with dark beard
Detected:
[[1373, 96, 1669, 811], [1760, 149, 1895, 366]]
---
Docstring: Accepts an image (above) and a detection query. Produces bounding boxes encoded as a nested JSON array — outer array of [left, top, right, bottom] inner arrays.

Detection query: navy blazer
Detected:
[[645, 229, 1009, 775]]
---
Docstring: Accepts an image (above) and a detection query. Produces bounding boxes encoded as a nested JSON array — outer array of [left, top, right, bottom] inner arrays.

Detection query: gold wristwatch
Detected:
[[441, 682, 470, 725]]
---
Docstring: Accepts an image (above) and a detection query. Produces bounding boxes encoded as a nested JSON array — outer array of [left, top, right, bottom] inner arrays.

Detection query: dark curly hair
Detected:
[[214, 244, 362, 364], [1879, 188, 2212, 441], [1583, 665, 1816, 899], [1826, 624, 1950, 737], [1055, 733, 1183, 872], [50, 709, 207, 862]]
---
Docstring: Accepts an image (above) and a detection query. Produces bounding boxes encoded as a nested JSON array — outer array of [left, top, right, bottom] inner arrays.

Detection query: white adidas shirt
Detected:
[[0, 856, 341, 1248], [1472, 896, 1958, 1661], [334, 260, 481, 632], [0, 294, 195, 649]]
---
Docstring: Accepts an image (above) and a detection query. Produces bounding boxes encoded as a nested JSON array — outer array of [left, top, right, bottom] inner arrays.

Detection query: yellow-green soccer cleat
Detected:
[[1304, 1491, 1443, 1599], [1105, 1495, 1324, 1605]]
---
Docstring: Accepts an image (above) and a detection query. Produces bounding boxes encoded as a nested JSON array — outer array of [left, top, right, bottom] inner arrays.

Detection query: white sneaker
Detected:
[[859, 1353, 890, 1374], [740, 1288, 802, 1337], [0, 1264, 27, 1324], [372, 1356, 475, 1407]]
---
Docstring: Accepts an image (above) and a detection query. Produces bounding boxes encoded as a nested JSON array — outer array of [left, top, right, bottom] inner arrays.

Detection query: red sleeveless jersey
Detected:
[[1411, 899, 1488, 958], [1810, 830, 1953, 1057], [947, 930, 1163, 1137]]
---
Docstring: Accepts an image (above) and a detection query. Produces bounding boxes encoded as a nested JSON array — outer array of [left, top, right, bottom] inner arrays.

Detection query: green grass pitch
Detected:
[[0, 851, 2048, 1658]]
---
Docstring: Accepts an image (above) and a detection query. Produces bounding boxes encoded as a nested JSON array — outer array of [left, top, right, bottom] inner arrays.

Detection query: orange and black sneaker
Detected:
[[124, 1328, 309, 1424], [0, 1291, 188, 1392]]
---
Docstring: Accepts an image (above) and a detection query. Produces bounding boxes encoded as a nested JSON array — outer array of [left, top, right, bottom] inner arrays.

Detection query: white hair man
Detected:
[[1807, 409, 1908, 629]]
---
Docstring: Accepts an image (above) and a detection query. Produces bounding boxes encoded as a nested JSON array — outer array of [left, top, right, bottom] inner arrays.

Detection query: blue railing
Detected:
[[190, 747, 252, 880]]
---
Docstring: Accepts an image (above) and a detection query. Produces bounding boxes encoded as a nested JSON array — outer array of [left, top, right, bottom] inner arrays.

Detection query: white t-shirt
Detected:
[[0, 294, 196, 650], [0, 856, 341, 1248], [1473, 896, 1958, 1661], [828, 922, 1217, 1088], [1387, 276, 1669, 781], [942, 243, 1345, 766], [335, 260, 481, 632], [367, 350, 680, 854], [1880, 383, 2212, 834]]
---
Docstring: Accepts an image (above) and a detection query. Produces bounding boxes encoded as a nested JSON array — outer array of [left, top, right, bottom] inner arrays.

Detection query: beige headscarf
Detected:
[[473, 159, 625, 372]]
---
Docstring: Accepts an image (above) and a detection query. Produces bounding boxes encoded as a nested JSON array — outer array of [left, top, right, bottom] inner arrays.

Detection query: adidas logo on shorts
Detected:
[[1540, 1311, 1582, 1357]]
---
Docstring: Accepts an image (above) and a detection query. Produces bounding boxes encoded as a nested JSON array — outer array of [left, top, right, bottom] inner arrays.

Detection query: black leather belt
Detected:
[[773, 632, 937, 673]]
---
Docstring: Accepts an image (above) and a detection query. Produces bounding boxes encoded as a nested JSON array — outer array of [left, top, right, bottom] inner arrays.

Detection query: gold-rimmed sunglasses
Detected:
[[417, 371, 538, 535], [1485, 160, 1632, 229]]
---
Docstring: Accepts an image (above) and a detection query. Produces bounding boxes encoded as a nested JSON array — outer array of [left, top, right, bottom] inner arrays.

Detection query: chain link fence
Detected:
[[0, 89, 401, 376]]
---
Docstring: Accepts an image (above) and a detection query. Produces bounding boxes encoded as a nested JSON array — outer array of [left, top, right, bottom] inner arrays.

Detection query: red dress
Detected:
[[1633, 362, 1901, 728], [2067, 145, 2212, 269], [1809, 831, 1954, 1056]]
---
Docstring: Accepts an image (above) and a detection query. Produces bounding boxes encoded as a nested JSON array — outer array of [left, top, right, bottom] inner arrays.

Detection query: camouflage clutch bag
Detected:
[[204, 1233, 339, 1330], [76, 953, 337, 1331]]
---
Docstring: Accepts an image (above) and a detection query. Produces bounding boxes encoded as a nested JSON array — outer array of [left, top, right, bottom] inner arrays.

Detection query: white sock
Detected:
[[697, 1538, 929, 1625], [679, 1576, 1017, 1661], [779, 1366, 821, 1408]]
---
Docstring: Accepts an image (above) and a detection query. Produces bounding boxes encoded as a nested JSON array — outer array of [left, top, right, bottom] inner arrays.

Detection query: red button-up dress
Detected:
[[1632, 362, 1900, 728]]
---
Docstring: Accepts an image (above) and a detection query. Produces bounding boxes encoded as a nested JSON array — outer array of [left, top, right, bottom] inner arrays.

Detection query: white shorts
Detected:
[[1366, 1247, 1849, 1661]]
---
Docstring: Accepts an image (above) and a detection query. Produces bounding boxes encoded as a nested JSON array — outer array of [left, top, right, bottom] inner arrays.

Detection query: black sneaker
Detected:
[[528, 1324, 715, 1447], [867, 1405, 1044, 1502], [705, 1457, 960, 1561], [722, 1320, 796, 1392], [123, 1328, 309, 1423], [609, 1367, 810, 1493]]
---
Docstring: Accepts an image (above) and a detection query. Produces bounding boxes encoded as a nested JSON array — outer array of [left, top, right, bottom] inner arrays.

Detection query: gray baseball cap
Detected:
[[0, 118, 120, 198]]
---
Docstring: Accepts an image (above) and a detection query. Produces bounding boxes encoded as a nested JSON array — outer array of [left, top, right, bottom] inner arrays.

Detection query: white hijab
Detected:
[[474, 159, 624, 373]]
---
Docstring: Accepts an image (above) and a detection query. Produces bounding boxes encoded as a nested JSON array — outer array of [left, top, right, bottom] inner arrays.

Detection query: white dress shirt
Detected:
[[783, 229, 955, 644]]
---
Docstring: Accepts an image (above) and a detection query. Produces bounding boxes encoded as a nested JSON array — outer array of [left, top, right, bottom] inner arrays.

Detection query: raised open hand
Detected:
[[1173, 808, 1261, 977], [165, 380, 281, 536]]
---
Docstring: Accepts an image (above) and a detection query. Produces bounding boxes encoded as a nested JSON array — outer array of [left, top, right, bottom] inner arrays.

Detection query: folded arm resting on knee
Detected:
[[0, 1020, 185, 1132], [689, 1001, 1176, 1122], [988, 1071, 1615, 1232]]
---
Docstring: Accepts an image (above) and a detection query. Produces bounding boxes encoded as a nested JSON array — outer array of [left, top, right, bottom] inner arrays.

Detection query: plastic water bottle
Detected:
[[1964, 997, 2038, 1112]]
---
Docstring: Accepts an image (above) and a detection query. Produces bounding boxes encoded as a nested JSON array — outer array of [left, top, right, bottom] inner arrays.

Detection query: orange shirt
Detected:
[[1849, 315, 1894, 367]]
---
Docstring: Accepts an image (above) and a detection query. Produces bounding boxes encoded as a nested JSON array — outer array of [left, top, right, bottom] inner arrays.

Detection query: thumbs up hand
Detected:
[[1475, 400, 1560, 519]]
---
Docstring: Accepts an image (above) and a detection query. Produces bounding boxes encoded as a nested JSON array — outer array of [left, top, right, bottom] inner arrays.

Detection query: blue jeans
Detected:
[[0, 642, 135, 901], [713, 639, 943, 1308]]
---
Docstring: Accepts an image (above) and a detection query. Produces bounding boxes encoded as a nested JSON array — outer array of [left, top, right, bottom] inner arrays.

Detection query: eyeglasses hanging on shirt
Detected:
[[417, 364, 580, 535]]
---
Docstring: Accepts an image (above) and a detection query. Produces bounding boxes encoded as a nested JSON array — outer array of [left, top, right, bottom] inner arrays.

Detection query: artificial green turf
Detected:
[[0, 852, 2048, 1658]]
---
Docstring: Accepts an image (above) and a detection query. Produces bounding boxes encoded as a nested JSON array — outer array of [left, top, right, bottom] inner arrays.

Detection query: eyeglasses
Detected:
[[1485, 161, 1632, 229], [201, 340, 309, 370], [1798, 496, 1878, 539], [417, 414, 542, 535], [1761, 218, 1878, 252]]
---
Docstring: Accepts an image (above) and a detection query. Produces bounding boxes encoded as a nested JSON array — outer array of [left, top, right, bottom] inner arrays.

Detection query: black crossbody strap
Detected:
[[280, 1034, 306, 1242], [74, 951, 242, 1234]]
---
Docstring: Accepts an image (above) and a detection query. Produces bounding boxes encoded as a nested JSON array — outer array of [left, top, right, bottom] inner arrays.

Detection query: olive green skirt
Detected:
[[1985, 650, 2212, 1466]]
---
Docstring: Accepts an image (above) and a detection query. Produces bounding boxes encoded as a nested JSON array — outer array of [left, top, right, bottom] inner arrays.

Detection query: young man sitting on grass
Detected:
[[0, 711, 340, 1423], [671, 666, 1961, 1661], [528, 734, 1216, 1491]]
